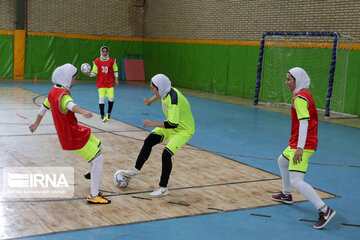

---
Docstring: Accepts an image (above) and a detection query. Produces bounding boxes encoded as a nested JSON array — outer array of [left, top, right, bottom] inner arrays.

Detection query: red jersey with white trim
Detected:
[[289, 89, 318, 150], [93, 57, 116, 88], [47, 86, 91, 150]]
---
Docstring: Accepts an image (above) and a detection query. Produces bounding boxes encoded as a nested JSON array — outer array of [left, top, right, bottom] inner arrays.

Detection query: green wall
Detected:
[[5, 34, 358, 116], [24, 35, 143, 80], [0, 34, 14, 78], [142, 42, 259, 99], [142, 41, 360, 116]]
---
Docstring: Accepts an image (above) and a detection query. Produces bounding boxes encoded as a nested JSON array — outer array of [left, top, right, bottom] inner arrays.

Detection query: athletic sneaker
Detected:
[[87, 194, 111, 204], [313, 207, 336, 229], [150, 187, 169, 197], [119, 168, 140, 178], [101, 115, 108, 122], [271, 192, 293, 204]]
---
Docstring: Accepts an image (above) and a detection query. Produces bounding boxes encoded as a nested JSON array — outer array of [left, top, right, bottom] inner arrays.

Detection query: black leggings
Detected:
[[135, 133, 173, 187]]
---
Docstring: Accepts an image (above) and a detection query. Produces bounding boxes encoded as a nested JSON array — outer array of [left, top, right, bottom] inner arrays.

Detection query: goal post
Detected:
[[253, 31, 339, 117]]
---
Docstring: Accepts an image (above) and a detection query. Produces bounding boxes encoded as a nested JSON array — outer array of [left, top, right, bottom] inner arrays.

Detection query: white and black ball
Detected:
[[113, 170, 130, 188]]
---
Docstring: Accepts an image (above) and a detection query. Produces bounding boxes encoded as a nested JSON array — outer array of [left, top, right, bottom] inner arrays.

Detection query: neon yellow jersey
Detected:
[[43, 94, 74, 113], [43, 97, 51, 109], [161, 88, 195, 134], [294, 97, 310, 120], [91, 64, 98, 74], [113, 61, 119, 72]]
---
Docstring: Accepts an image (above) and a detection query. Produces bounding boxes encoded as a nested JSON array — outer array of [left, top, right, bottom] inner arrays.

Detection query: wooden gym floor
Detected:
[[1, 81, 359, 240], [0, 86, 338, 239]]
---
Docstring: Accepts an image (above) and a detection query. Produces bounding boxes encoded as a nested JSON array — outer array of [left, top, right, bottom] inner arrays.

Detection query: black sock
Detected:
[[159, 148, 173, 188], [108, 101, 114, 118], [99, 104, 105, 118]]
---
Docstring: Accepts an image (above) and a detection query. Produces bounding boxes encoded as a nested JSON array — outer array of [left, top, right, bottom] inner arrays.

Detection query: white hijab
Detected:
[[51, 63, 78, 90], [100, 46, 109, 60], [288, 67, 310, 94], [151, 74, 172, 99]]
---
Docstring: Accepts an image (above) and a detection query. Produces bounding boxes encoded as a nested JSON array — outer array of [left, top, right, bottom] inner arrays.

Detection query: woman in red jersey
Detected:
[[29, 63, 111, 204], [271, 67, 335, 229], [83, 46, 119, 122]]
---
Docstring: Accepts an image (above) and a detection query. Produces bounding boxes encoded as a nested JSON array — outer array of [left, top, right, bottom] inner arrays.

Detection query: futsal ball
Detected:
[[81, 63, 91, 74], [114, 170, 130, 188]]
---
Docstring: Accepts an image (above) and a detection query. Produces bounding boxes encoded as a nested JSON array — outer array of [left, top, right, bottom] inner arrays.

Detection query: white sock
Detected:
[[278, 154, 291, 194], [321, 206, 328, 213], [90, 153, 104, 197], [290, 172, 325, 210]]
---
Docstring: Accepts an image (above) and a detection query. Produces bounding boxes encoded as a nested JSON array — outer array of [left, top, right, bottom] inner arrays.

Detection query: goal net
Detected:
[[253, 31, 352, 118]]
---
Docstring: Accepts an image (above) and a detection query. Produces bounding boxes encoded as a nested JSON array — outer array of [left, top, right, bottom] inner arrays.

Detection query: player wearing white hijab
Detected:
[[118, 74, 195, 197], [271, 67, 335, 229], [29, 63, 111, 204]]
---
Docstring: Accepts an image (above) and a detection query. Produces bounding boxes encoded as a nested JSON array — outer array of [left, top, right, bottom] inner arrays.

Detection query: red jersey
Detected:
[[289, 89, 318, 150], [93, 57, 116, 88], [47, 86, 91, 150]]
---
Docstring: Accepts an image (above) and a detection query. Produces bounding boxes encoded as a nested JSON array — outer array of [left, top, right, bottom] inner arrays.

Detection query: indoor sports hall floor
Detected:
[[0, 80, 359, 240]]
